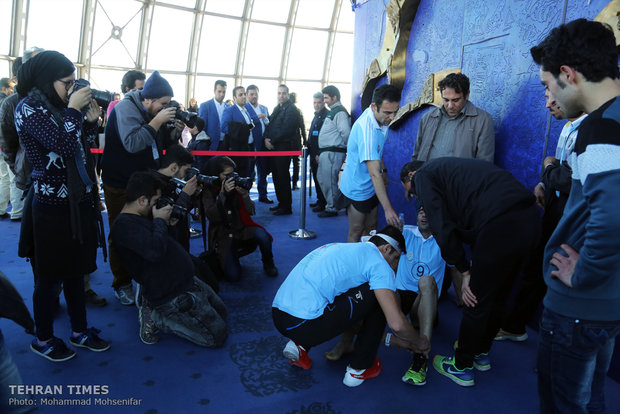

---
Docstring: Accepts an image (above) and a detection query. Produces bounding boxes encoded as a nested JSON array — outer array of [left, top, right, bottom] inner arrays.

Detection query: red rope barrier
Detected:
[[89, 149, 301, 156]]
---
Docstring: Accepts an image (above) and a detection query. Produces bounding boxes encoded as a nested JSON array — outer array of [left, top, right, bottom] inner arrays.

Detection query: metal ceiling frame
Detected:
[[1, 0, 353, 98]]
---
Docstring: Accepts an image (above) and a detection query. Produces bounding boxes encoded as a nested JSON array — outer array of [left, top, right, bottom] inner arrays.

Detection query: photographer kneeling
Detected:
[[110, 171, 228, 347], [153, 144, 199, 251], [202, 156, 278, 281]]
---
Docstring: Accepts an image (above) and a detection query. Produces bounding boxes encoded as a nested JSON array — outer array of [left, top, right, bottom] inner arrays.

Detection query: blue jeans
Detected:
[[0, 331, 38, 413], [537, 308, 620, 413]]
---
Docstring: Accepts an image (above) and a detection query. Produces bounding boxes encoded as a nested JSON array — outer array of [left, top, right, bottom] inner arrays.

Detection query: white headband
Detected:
[[366, 230, 402, 255]]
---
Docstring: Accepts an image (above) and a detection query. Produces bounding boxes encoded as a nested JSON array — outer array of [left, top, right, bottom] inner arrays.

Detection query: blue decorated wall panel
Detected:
[[351, 0, 612, 225]]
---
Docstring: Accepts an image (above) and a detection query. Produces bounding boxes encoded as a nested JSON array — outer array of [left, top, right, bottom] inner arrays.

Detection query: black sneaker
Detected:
[[30, 337, 76, 362], [85, 289, 107, 307], [139, 305, 160, 345], [69, 327, 110, 352], [263, 260, 279, 277]]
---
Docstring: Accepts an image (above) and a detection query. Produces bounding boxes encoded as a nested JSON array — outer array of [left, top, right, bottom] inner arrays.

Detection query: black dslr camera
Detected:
[[155, 196, 188, 220], [165, 100, 198, 129], [72, 79, 114, 109], [224, 171, 253, 191], [184, 167, 219, 187]]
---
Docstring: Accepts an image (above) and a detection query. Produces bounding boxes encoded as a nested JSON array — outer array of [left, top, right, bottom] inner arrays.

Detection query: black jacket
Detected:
[[413, 157, 535, 272], [265, 100, 302, 148]]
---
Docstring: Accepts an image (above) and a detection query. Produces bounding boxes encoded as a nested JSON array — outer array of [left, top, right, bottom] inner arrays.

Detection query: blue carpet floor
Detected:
[[1, 178, 619, 414]]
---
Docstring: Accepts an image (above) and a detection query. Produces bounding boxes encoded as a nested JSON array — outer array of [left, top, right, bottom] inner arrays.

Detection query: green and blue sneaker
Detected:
[[402, 355, 428, 386], [453, 340, 491, 371], [473, 352, 491, 371], [432, 355, 474, 387]]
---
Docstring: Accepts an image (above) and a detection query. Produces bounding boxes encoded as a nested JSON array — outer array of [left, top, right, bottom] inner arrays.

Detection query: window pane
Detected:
[[296, 0, 334, 28], [337, 1, 355, 32], [0, 0, 12, 55], [86, 68, 126, 95], [328, 33, 353, 82], [239, 78, 281, 113], [194, 76, 235, 106], [156, 73, 188, 111], [251, 0, 290, 23], [155, 0, 196, 8], [91, 0, 143, 67], [328, 82, 352, 109], [197, 16, 240, 74], [283, 81, 323, 129], [147, 6, 194, 71], [26, 0, 83, 62], [244, 23, 285, 78], [205, 0, 245, 17], [287, 28, 327, 80]]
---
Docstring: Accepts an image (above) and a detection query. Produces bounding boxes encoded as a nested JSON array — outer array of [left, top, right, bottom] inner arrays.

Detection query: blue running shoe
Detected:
[[473, 352, 491, 371], [433, 355, 474, 387], [453, 340, 491, 371]]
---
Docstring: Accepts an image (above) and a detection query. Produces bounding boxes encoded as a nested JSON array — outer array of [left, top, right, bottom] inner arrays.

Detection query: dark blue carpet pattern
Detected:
[[1, 177, 619, 414]]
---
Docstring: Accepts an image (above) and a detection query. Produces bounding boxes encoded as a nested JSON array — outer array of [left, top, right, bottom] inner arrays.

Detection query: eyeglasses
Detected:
[[56, 79, 75, 91]]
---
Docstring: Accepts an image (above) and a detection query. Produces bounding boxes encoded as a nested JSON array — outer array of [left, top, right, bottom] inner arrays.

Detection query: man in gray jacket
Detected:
[[317, 85, 351, 217], [101, 71, 180, 305], [412, 73, 494, 162]]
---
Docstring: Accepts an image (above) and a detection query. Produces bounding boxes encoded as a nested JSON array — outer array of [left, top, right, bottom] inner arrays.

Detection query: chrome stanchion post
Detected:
[[289, 147, 316, 239], [306, 149, 313, 198]]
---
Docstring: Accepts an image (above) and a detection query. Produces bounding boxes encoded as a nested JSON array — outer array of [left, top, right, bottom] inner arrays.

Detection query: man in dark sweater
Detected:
[[400, 157, 540, 387], [110, 171, 227, 347]]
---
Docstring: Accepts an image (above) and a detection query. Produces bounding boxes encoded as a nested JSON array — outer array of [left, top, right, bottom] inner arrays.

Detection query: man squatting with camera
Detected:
[[151, 144, 200, 252], [101, 70, 184, 305]]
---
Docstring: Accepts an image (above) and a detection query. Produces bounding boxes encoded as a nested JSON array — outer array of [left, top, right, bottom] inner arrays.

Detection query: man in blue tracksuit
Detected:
[[531, 19, 620, 413]]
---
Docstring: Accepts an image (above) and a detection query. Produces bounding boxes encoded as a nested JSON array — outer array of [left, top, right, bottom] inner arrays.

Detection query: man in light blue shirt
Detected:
[[396, 207, 447, 386], [272, 225, 429, 387], [339, 84, 402, 242]]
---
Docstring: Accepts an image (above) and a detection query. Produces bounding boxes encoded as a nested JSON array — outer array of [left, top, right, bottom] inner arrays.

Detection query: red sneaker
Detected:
[[283, 340, 312, 369], [343, 358, 382, 387]]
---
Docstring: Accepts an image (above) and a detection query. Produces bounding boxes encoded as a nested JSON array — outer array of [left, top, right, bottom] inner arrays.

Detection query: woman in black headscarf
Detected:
[[15, 50, 110, 361]]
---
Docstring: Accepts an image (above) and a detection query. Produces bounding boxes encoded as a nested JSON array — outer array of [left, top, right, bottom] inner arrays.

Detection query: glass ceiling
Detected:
[[0, 0, 354, 121]]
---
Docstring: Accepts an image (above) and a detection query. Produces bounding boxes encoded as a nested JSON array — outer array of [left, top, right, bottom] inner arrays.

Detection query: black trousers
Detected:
[[502, 198, 564, 334], [310, 154, 326, 207], [272, 283, 385, 369], [34, 274, 86, 341], [455, 205, 540, 369], [269, 152, 292, 210]]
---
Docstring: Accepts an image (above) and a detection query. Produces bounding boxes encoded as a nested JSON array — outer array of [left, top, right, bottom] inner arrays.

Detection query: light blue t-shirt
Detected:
[[339, 107, 388, 201], [396, 225, 446, 298], [272, 242, 396, 320]]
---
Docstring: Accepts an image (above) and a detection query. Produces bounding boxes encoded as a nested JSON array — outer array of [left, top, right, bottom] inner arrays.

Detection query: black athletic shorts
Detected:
[[345, 194, 379, 214]]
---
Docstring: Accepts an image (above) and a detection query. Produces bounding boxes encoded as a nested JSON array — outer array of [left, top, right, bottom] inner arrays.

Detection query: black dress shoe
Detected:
[[272, 208, 292, 216], [269, 205, 281, 211], [263, 260, 279, 277], [292, 185, 299, 190], [259, 197, 274, 204], [312, 205, 326, 213], [0, 213, 9, 219], [318, 210, 338, 218], [309, 202, 319, 208]]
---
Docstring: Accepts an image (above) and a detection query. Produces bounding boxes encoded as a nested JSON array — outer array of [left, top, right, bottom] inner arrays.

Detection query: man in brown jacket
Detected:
[[412, 73, 495, 162]]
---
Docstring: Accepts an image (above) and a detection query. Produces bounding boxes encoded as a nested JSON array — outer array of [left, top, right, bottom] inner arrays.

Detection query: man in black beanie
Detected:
[[101, 70, 183, 305]]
